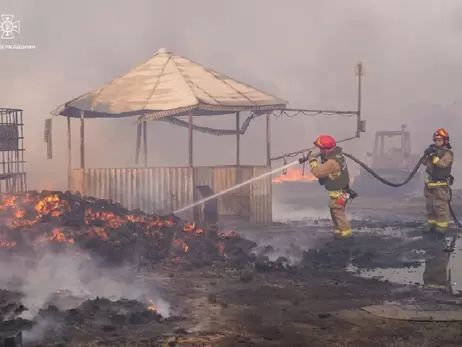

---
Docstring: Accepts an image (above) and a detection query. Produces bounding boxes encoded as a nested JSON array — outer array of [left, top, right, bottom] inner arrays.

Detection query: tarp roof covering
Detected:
[[51, 48, 288, 119]]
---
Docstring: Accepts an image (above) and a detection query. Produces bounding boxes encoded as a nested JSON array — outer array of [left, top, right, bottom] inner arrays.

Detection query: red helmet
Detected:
[[313, 135, 336, 149], [433, 128, 449, 142]]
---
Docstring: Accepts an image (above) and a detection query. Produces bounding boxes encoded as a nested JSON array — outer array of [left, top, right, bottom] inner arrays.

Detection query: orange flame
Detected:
[[183, 222, 195, 232], [92, 227, 109, 240], [172, 239, 189, 252], [35, 194, 71, 217], [0, 240, 16, 248], [0, 195, 16, 209], [272, 168, 317, 183], [147, 299, 157, 311], [49, 228, 74, 244], [15, 209, 25, 218], [85, 209, 126, 229], [220, 230, 238, 237], [183, 222, 204, 236], [195, 228, 204, 235], [127, 214, 175, 228]]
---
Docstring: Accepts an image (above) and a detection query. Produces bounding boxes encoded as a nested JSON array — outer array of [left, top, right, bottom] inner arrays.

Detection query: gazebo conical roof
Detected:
[[51, 48, 288, 119]]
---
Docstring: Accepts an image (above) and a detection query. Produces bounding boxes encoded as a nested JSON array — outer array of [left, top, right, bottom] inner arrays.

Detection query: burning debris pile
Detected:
[[0, 191, 257, 268], [0, 191, 273, 344], [0, 289, 165, 345]]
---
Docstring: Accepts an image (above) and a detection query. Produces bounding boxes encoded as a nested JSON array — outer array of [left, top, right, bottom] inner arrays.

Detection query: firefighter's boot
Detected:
[[425, 221, 436, 233], [435, 220, 449, 233], [334, 228, 352, 238], [423, 283, 448, 292]]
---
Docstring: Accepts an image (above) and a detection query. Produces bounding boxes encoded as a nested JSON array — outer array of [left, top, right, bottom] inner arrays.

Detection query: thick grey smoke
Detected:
[[1, 0, 462, 190], [0, 244, 169, 343], [0, 246, 170, 319]]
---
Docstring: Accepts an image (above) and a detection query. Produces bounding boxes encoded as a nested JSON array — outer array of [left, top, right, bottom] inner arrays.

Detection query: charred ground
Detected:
[[0, 191, 461, 346]]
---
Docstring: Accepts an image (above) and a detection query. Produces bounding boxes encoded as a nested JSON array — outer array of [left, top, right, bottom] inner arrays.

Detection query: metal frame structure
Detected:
[[269, 62, 365, 163], [0, 108, 27, 193]]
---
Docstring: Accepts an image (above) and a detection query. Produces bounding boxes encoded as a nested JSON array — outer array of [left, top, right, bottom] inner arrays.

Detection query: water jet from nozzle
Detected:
[[173, 160, 301, 214]]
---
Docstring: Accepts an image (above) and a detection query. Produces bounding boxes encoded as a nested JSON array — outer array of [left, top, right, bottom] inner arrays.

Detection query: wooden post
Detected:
[[266, 112, 272, 223], [266, 112, 271, 166], [135, 123, 141, 164], [188, 111, 193, 167], [67, 115, 72, 191], [80, 110, 85, 169], [236, 112, 240, 184], [355, 62, 363, 137], [188, 111, 197, 220], [143, 120, 148, 167]]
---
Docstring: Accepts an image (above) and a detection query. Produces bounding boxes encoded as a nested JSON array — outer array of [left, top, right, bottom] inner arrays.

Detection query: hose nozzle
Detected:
[[298, 151, 312, 164]]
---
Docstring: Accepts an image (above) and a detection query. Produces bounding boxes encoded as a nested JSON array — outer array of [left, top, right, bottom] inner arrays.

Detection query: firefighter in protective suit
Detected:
[[421, 128, 453, 291], [308, 135, 355, 238], [423, 128, 453, 233]]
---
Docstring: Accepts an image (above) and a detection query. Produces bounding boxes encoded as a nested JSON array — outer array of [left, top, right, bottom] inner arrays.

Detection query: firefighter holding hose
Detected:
[[423, 128, 454, 233], [421, 128, 454, 292], [305, 135, 356, 238]]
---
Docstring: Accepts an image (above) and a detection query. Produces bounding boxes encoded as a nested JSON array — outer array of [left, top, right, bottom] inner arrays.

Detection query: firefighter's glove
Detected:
[[308, 156, 318, 168], [424, 144, 437, 156]]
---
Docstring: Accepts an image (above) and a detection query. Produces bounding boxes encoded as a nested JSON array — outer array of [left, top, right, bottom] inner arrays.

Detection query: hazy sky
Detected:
[[1, 0, 462, 190]]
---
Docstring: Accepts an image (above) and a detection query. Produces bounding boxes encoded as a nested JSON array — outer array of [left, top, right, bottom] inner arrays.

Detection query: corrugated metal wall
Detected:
[[71, 166, 272, 224], [71, 168, 194, 219], [212, 166, 252, 217], [250, 166, 272, 224]]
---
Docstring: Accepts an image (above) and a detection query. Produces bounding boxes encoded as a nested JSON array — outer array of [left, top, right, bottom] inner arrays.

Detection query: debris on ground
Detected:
[[0, 191, 460, 346], [0, 191, 258, 268]]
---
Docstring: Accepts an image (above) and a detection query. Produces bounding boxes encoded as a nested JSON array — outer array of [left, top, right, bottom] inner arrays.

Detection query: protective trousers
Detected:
[[422, 233, 449, 289], [424, 185, 450, 231], [328, 195, 351, 235]]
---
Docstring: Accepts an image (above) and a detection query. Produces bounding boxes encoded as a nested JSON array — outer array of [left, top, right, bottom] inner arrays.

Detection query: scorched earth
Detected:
[[0, 190, 461, 346]]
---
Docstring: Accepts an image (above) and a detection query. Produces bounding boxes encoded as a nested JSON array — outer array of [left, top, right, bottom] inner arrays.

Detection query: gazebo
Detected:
[[49, 48, 363, 224]]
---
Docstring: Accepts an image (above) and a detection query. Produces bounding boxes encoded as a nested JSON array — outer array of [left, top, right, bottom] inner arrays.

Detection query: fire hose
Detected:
[[341, 152, 461, 229], [341, 152, 427, 187], [299, 151, 461, 228]]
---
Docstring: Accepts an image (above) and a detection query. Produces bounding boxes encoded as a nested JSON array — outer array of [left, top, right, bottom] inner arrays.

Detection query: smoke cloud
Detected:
[[1, 0, 462, 190], [0, 246, 170, 320]]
